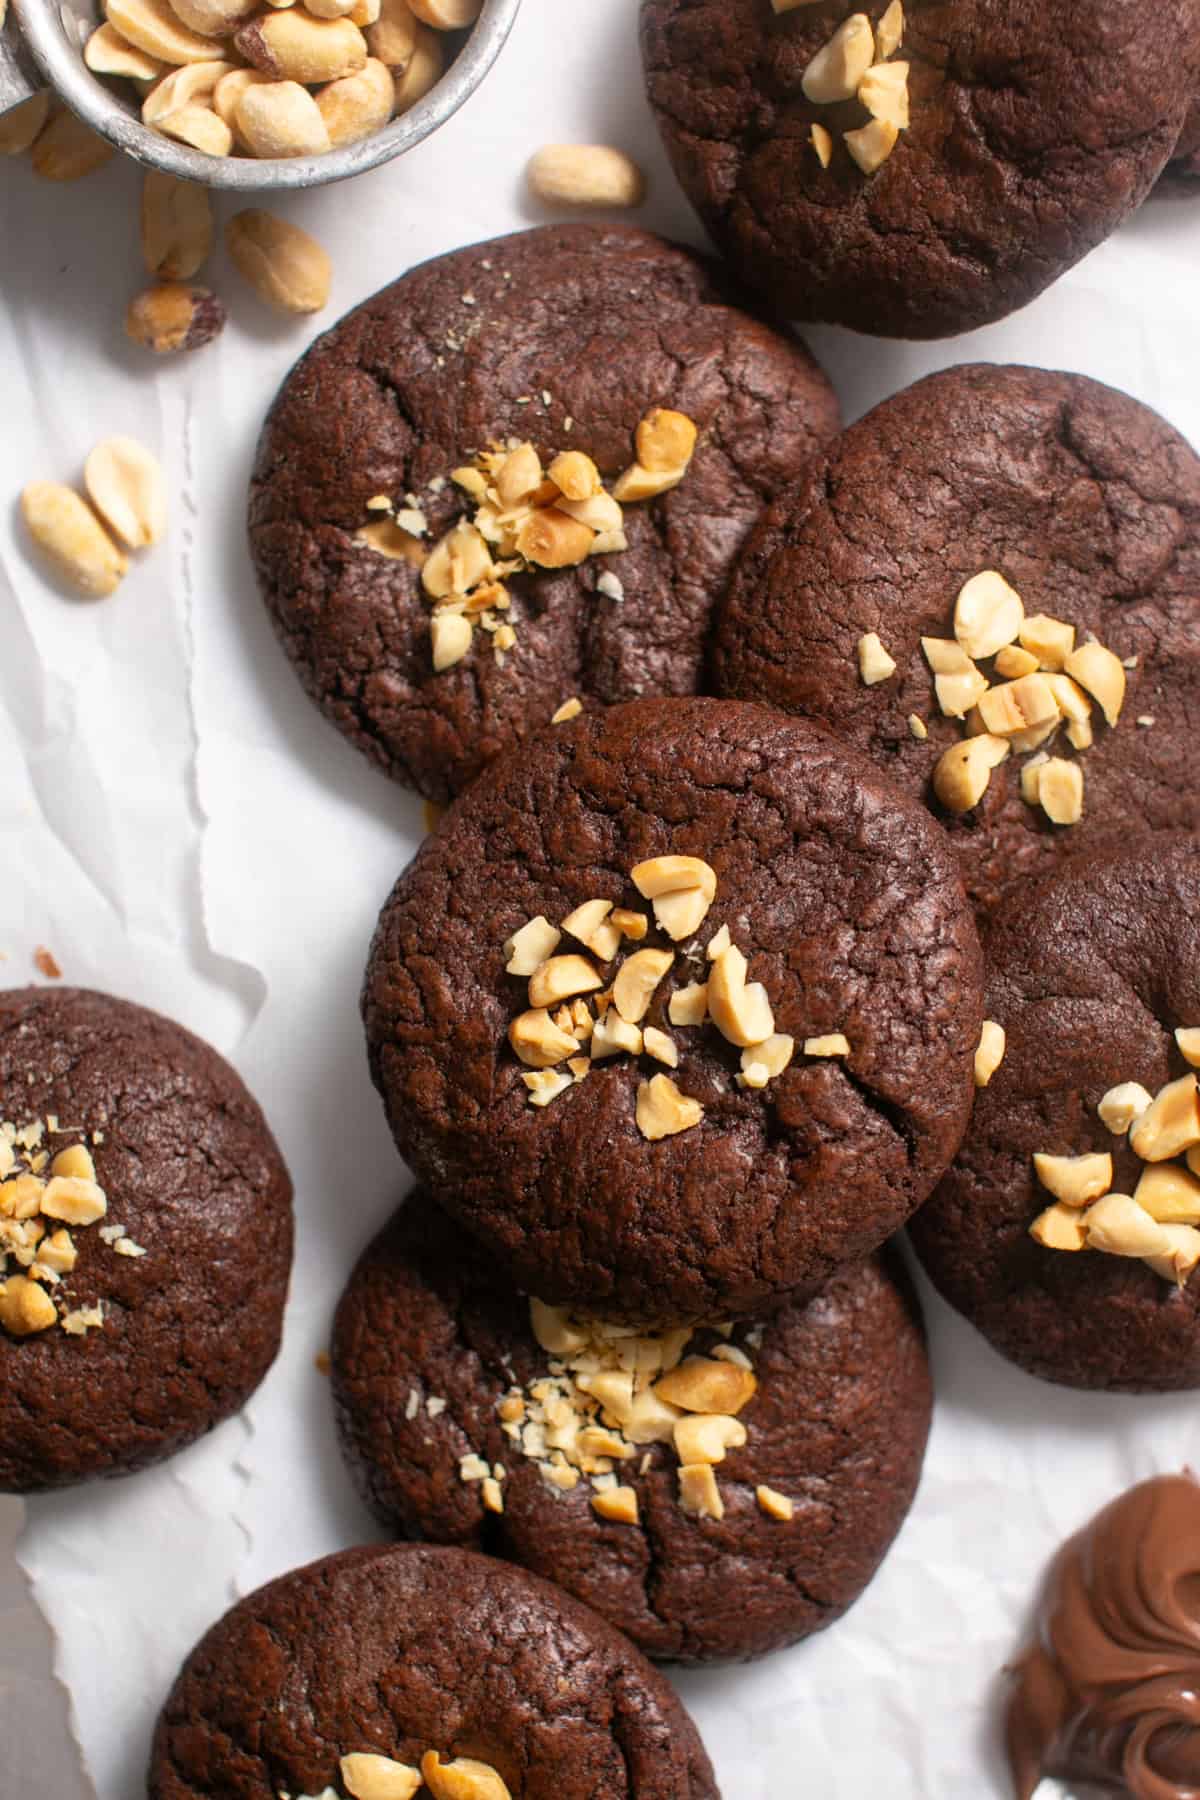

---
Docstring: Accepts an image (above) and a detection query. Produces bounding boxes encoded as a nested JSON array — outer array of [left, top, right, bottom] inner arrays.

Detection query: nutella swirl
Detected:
[[1008, 1474, 1200, 1798]]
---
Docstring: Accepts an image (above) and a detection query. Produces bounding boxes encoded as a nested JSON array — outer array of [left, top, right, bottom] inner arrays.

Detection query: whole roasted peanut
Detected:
[[235, 81, 332, 156], [141, 171, 213, 278], [84, 437, 168, 550], [84, 22, 166, 78], [225, 209, 333, 311], [141, 57, 233, 122], [392, 22, 442, 107], [156, 103, 235, 155], [166, 0, 258, 33], [20, 484, 128, 599], [526, 143, 646, 210], [408, 0, 479, 23], [31, 109, 116, 180], [212, 66, 272, 139], [125, 282, 227, 352], [364, 0, 415, 64], [235, 10, 367, 83], [316, 56, 395, 145], [104, 0, 217, 64], [0, 90, 51, 155]]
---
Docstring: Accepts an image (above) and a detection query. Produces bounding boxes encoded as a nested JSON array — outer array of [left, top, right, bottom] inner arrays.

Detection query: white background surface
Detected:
[[1, 4, 1198, 1795]]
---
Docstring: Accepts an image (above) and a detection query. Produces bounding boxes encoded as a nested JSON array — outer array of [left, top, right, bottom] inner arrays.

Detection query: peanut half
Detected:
[[526, 144, 647, 210], [226, 209, 332, 310], [84, 437, 168, 550], [21, 484, 128, 599], [141, 172, 214, 279]]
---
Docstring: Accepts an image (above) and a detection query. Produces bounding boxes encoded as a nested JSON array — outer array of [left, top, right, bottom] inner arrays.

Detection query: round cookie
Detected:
[[0, 987, 292, 1491], [363, 695, 984, 1323], [331, 1195, 932, 1664], [249, 223, 839, 804], [714, 364, 1200, 917], [639, 0, 1200, 339], [148, 1542, 718, 1800], [910, 836, 1200, 1393]]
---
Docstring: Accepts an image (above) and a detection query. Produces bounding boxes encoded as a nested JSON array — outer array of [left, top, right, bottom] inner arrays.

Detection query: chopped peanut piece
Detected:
[[994, 645, 1040, 680], [1032, 1151, 1113, 1208], [655, 1356, 757, 1415], [1130, 1075, 1200, 1162], [560, 899, 621, 962], [1145, 1223, 1200, 1288], [1098, 1082, 1154, 1135], [1134, 1162, 1200, 1226], [804, 1033, 850, 1058], [505, 916, 561, 976], [340, 1754, 423, 1800], [1019, 614, 1075, 672], [1084, 1193, 1171, 1260], [1175, 1028, 1200, 1068], [756, 1484, 795, 1522], [528, 955, 604, 1008], [643, 1027, 678, 1068], [421, 1755, 512, 1800], [592, 1485, 639, 1525], [509, 1008, 579, 1069], [669, 982, 708, 1027], [974, 1020, 1006, 1088], [976, 674, 1059, 740], [631, 855, 717, 941], [953, 569, 1024, 660], [739, 1034, 794, 1088], [551, 697, 582, 724], [708, 945, 775, 1048], [1038, 757, 1084, 826], [40, 1176, 107, 1225], [613, 948, 675, 1024], [49, 1144, 96, 1182], [611, 907, 648, 941], [1063, 640, 1125, 728], [678, 1462, 725, 1520], [590, 1012, 644, 1059], [811, 122, 833, 166], [857, 631, 896, 685], [1029, 1203, 1088, 1252], [673, 1413, 747, 1466], [636, 409, 698, 474], [932, 733, 1010, 813], [636, 1075, 703, 1140]]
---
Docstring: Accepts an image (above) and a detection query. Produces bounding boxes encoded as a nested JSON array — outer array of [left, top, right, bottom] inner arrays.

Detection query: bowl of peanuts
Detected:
[[7, 0, 520, 187]]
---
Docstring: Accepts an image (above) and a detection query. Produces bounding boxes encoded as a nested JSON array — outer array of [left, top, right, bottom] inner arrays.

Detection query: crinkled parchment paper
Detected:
[[1, 5, 1198, 1794]]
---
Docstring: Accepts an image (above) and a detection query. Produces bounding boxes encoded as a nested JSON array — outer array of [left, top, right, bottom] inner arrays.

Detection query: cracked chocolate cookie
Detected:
[[148, 1541, 718, 1800], [363, 695, 983, 1323], [714, 364, 1200, 918], [910, 836, 1200, 1392], [249, 223, 838, 805], [331, 1195, 932, 1664], [639, 0, 1200, 339], [0, 986, 292, 1491]]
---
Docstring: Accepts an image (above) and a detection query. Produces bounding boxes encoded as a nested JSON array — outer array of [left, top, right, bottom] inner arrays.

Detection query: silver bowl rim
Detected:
[[13, 0, 521, 189]]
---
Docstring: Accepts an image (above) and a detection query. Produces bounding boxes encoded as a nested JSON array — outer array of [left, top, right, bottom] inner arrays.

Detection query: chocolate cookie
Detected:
[[363, 696, 983, 1323], [714, 364, 1200, 917], [639, 0, 1200, 339], [910, 836, 1200, 1393], [0, 987, 292, 1491], [249, 223, 838, 804], [331, 1196, 932, 1664], [148, 1542, 718, 1800]]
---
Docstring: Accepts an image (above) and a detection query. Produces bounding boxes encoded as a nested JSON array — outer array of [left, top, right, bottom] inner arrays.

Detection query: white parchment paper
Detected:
[[1, 5, 1199, 1794]]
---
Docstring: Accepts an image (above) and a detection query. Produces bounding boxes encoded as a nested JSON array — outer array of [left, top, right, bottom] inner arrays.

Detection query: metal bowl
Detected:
[[4, 0, 520, 188]]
